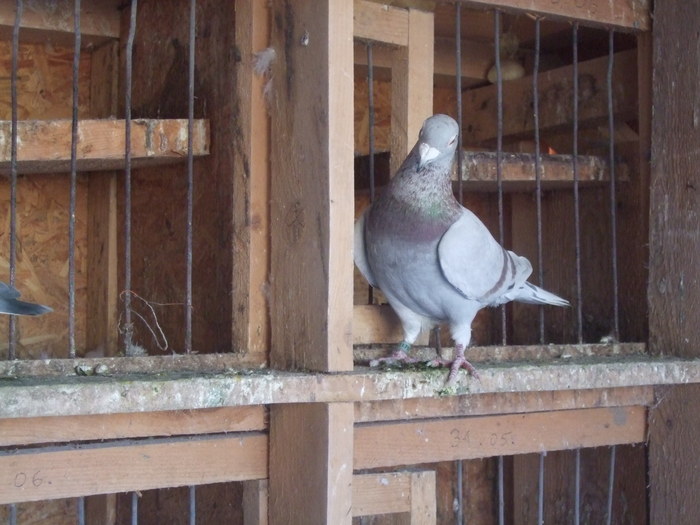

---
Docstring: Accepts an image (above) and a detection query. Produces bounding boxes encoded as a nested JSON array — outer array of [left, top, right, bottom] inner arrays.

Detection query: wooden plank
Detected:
[[87, 41, 119, 360], [354, 304, 429, 345], [458, 152, 621, 192], [0, 0, 120, 46], [354, 406, 646, 469], [232, 0, 271, 359], [242, 479, 268, 525], [462, 49, 638, 146], [459, 0, 650, 31], [0, 406, 266, 446], [0, 119, 209, 174], [10, 353, 700, 420], [352, 472, 412, 516], [355, 386, 654, 422], [0, 433, 267, 505], [390, 8, 434, 174], [269, 403, 354, 525], [269, 0, 354, 372], [354, 0, 409, 46], [648, 2, 700, 523], [409, 471, 436, 524]]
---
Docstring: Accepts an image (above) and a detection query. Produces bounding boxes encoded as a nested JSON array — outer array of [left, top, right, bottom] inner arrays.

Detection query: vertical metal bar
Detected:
[[455, 2, 463, 203], [131, 491, 139, 525], [456, 459, 464, 525], [606, 446, 617, 525], [572, 23, 584, 343], [498, 455, 505, 525], [77, 496, 86, 525], [574, 448, 581, 525], [537, 452, 545, 525], [494, 9, 506, 345], [68, 0, 81, 358], [607, 30, 620, 341], [185, 0, 196, 353], [8, 0, 23, 360], [533, 18, 545, 344], [455, 9, 465, 521], [189, 485, 196, 525], [123, 0, 137, 354], [367, 43, 376, 203], [8, 503, 17, 525]]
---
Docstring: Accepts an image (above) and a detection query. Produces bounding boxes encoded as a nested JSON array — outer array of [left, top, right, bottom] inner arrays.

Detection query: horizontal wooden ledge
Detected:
[[456, 151, 627, 192], [1, 354, 698, 419], [0, 119, 210, 175]]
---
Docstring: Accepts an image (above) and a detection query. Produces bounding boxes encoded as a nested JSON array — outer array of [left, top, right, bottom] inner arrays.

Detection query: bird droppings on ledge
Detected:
[[1, 353, 700, 419]]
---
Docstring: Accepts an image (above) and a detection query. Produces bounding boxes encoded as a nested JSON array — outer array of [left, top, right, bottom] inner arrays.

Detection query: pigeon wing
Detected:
[[354, 208, 379, 289], [438, 210, 532, 303]]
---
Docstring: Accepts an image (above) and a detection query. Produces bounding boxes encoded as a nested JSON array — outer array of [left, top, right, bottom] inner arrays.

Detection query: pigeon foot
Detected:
[[370, 348, 420, 368]]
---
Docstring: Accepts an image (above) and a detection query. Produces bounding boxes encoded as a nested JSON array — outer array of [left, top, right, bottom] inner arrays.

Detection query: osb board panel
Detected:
[[0, 175, 88, 358], [0, 41, 91, 120], [0, 498, 77, 525], [120, 0, 236, 355]]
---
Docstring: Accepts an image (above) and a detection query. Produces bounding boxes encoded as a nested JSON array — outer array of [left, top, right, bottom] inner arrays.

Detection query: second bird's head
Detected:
[[417, 114, 460, 171]]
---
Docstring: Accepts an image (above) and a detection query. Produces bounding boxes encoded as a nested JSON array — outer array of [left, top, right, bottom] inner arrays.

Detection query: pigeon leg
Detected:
[[428, 344, 480, 384], [370, 341, 420, 367]]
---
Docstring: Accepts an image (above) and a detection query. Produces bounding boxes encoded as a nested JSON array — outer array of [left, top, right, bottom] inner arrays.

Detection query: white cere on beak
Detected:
[[418, 142, 441, 169]]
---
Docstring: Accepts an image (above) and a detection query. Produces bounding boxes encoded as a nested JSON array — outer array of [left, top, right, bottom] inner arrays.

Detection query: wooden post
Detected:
[[233, 0, 270, 358], [647, 1, 700, 523], [268, 0, 354, 523], [390, 7, 434, 175]]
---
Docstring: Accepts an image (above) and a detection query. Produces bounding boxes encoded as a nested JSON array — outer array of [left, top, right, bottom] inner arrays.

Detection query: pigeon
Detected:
[[354, 114, 569, 384], [0, 281, 52, 316]]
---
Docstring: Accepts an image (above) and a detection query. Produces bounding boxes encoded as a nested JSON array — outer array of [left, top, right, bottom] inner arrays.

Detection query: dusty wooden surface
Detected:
[[0, 119, 209, 175], [1, 354, 698, 419]]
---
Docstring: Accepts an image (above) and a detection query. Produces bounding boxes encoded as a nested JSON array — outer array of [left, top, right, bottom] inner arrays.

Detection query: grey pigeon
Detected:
[[0, 281, 52, 316], [354, 114, 568, 384]]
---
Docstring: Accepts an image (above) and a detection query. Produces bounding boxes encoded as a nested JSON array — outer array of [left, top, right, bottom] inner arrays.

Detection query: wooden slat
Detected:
[[354, 0, 409, 46], [232, 0, 271, 358], [352, 472, 412, 516], [355, 386, 654, 422], [458, 151, 621, 192], [0, 119, 209, 174], [460, 0, 650, 31], [353, 304, 429, 345], [0, 433, 267, 505], [354, 406, 646, 469], [0, 406, 266, 447], [0, 0, 120, 46], [390, 7, 434, 175], [462, 49, 638, 146], [11, 353, 700, 420]]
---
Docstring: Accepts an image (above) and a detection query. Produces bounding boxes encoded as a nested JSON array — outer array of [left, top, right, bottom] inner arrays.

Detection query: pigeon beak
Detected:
[[418, 142, 440, 170]]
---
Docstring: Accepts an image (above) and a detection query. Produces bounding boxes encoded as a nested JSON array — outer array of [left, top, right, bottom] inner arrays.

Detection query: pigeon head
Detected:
[[416, 114, 459, 170]]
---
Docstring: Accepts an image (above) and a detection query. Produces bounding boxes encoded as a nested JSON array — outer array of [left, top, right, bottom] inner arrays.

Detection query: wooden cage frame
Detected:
[[1, 0, 700, 523]]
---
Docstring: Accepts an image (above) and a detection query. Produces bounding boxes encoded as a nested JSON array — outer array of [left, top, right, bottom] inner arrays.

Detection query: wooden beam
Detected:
[[647, 2, 700, 523], [0, 0, 120, 46], [459, 0, 650, 32], [232, 0, 271, 358], [269, 0, 354, 372], [269, 403, 354, 525], [355, 386, 653, 422], [268, 1, 355, 523], [0, 119, 210, 174], [0, 433, 267, 505], [462, 49, 638, 146], [13, 352, 700, 420], [354, 406, 646, 469], [390, 7, 434, 174], [0, 406, 266, 447], [354, 0, 409, 46]]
